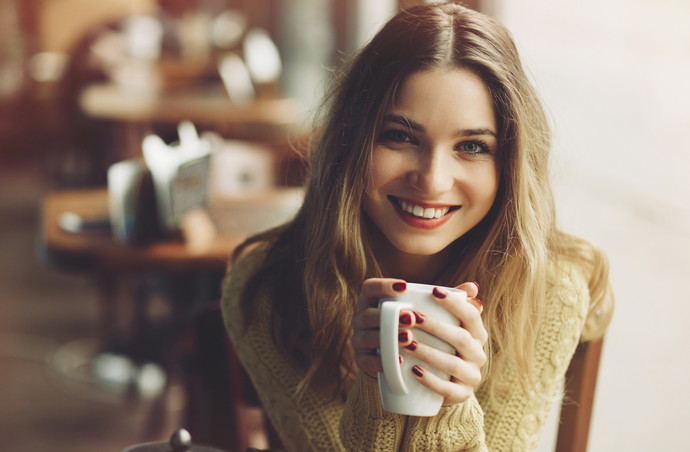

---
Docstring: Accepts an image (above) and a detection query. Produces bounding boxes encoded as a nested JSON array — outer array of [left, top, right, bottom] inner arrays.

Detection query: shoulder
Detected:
[[545, 256, 591, 333], [225, 244, 270, 293], [221, 243, 270, 337], [546, 255, 590, 301], [546, 249, 614, 341]]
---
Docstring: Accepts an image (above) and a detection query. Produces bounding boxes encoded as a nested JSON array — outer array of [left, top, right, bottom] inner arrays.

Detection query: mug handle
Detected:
[[379, 300, 414, 395]]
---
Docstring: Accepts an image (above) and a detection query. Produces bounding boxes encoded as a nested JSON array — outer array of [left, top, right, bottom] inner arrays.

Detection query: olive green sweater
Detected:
[[221, 247, 612, 451]]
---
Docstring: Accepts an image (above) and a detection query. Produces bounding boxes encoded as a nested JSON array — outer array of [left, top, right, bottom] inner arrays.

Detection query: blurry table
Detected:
[[38, 187, 302, 449], [78, 82, 307, 184], [80, 83, 300, 129], [42, 188, 228, 274], [40, 187, 302, 272], [40, 187, 303, 328]]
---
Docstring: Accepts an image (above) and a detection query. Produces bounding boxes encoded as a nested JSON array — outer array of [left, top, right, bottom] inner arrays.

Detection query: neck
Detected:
[[372, 237, 452, 285]]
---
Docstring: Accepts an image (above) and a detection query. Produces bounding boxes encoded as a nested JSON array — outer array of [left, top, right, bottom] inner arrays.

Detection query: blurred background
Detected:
[[1, 0, 688, 451]]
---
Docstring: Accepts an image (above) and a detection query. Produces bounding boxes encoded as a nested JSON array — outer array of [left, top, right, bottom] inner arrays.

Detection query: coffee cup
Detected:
[[377, 283, 464, 416]]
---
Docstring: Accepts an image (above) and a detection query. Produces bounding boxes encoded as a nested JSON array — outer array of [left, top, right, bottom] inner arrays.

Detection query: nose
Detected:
[[406, 147, 454, 195]]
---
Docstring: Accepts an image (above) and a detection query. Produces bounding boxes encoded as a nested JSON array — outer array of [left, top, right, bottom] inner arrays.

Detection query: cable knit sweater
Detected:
[[221, 247, 612, 451]]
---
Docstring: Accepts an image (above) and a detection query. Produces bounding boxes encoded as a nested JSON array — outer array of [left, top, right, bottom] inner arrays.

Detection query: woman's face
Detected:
[[363, 68, 500, 258]]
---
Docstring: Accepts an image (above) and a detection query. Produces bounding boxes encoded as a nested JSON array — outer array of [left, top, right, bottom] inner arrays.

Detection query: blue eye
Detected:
[[459, 140, 490, 155]]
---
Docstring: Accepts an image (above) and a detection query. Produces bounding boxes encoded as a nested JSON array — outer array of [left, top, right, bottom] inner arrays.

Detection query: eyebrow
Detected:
[[383, 113, 497, 138]]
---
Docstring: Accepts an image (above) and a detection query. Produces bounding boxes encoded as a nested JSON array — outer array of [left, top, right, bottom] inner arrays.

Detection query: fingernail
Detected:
[[412, 365, 424, 377], [432, 287, 447, 298], [393, 282, 407, 292], [398, 331, 410, 343], [469, 297, 484, 314], [399, 312, 413, 325], [413, 311, 425, 324], [471, 281, 480, 291], [404, 340, 417, 351]]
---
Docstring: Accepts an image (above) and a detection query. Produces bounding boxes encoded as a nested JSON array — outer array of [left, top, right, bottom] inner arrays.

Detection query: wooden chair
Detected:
[[556, 339, 604, 452]]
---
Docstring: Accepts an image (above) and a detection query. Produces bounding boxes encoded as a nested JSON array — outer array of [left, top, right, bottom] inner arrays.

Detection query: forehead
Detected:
[[390, 68, 496, 131]]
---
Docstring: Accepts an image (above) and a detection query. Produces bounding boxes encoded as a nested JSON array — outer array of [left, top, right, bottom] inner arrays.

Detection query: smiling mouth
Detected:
[[388, 196, 461, 219]]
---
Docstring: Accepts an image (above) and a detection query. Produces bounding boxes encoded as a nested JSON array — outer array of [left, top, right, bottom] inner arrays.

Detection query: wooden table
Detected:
[[40, 187, 302, 273], [42, 189, 229, 274], [38, 187, 302, 449]]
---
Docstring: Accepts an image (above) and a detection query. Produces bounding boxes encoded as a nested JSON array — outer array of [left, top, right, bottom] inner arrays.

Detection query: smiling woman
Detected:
[[221, 2, 614, 451]]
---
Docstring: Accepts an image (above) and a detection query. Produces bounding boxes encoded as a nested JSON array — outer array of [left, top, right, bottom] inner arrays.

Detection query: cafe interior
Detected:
[[1, 0, 689, 451]]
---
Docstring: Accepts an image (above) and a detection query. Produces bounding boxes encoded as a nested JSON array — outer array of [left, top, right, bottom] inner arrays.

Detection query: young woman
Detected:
[[222, 2, 614, 451]]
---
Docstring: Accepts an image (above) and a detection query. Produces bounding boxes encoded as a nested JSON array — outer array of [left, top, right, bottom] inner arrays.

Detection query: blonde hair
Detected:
[[234, 2, 611, 400]]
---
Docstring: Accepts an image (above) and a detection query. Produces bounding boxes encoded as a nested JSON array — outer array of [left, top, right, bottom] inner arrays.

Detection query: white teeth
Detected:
[[398, 199, 450, 219]]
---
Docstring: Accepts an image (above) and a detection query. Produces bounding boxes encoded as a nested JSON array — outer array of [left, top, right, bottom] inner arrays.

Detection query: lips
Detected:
[[388, 196, 461, 229]]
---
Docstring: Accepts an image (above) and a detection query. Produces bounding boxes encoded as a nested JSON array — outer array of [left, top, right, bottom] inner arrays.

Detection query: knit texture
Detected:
[[221, 248, 611, 452]]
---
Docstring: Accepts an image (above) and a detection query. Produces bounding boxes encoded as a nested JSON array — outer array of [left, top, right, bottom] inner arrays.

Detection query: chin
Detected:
[[388, 238, 453, 257]]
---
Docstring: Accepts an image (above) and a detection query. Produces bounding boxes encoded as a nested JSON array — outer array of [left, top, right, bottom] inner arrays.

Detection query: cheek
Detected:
[[465, 164, 500, 204], [368, 150, 405, 194]]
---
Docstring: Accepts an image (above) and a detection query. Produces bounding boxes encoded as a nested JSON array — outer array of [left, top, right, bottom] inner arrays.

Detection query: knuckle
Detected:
[[457, 328, 474, 349], [477, 349, 488, 367], [445, 385, 471, 403], [449, 359, 465, 380], [467, 368, 482, 387]]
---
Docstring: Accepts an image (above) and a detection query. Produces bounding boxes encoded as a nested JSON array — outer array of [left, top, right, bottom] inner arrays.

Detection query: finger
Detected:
[[399, 309, 417, 328], [355, 350, 383, 377], [430, 287, 488, 345], [453, 282, 483, 314], [402, 336, 484, 385], [352, 307, 381, 330], [410, 312, 486, 363], [397, 328, 414, 347], [351, 328, 381, 351], [358, 278, 407, 311], [409, 364, 473, 405], [466, 297, 483, 314], [455, 281, 480, 298]]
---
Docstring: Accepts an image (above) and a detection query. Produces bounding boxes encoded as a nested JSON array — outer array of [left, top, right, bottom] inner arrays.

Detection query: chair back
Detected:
[[556, 339, 604, 452]]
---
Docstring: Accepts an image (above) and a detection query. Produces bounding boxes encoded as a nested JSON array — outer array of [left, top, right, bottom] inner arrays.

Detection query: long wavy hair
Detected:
[[233, 2, 611, 400]]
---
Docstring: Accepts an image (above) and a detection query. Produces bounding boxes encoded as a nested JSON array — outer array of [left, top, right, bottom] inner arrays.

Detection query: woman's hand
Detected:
[[399, 281, 488, 405], [351, 279, 488, 406], [352, 278, 408, 377]]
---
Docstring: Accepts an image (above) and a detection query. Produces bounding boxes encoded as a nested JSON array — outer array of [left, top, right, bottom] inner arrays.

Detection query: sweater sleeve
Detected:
[[477, 259, 595, 451], [339, 372, 487, 451]]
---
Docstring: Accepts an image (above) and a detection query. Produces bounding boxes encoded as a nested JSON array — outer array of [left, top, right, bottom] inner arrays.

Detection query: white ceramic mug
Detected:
[[378, 283, 465, 416]]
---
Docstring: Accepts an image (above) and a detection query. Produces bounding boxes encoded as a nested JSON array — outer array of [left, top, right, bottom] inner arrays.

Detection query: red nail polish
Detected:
[[471, 281, 480, 291], [412, 365, 424, 377], [399, 312, 412, 325], [398, 355, 403, 365], [393, 282, 406, 292], [398, 331, 409, 343], [469, 297, 484, 313], [413, 311, 425, 324], [433, 287, 447, 298], [404, 341, 417, 351]]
